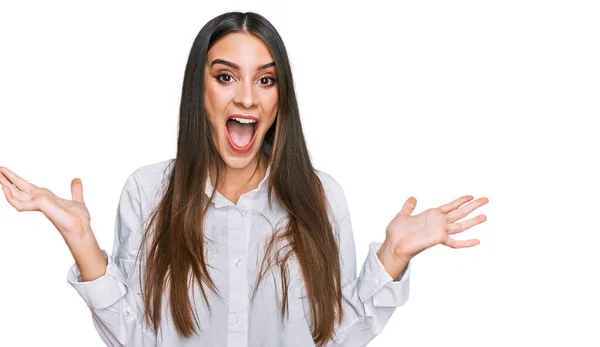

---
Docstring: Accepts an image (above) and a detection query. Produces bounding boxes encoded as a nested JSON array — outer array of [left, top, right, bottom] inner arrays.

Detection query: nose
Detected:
[[233, 79, 259, 109]]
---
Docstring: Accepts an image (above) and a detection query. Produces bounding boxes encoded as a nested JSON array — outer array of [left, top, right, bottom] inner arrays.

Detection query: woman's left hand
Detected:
[[378, 195, 489, 278]]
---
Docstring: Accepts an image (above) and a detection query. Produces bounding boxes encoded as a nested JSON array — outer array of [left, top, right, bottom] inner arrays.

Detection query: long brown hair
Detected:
[[138, 11, 343, 346]]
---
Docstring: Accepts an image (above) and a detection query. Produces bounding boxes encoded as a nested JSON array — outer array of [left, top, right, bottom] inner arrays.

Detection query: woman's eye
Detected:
[[216, 73, 234, 83], [258, 76, 277, 86]]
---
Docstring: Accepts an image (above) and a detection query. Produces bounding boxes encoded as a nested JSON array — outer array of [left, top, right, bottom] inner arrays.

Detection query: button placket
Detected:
[[226, 209, 249, 340]]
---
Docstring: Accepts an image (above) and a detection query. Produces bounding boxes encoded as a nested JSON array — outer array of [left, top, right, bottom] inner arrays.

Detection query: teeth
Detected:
[[231, 117, 257, 124]]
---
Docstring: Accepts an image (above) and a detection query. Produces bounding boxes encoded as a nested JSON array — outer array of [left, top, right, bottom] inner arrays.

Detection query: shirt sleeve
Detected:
[[327, 185, 411, 347], [66, 172, 156, 346]]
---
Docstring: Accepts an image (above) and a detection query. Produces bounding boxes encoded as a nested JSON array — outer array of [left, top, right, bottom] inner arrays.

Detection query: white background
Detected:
[[1, 0, 598, 346]]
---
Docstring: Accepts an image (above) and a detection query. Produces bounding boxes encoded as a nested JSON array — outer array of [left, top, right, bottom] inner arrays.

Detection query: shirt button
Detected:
[[241, 210, 248, 216], [235, 315, 242, 324], [234, 258, 242, 267]]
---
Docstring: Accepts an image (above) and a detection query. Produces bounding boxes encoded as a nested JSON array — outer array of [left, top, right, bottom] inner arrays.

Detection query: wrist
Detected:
[[63, 227, 107, 281], [377, 239, 411, 280]]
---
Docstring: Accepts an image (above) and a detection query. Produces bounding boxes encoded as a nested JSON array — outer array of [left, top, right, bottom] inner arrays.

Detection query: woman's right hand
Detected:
[[0, 165, 107, 281], [0, 166, 91, 240]]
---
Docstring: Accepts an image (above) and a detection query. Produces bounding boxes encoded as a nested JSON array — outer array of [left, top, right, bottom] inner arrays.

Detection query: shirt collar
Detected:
[[205, 164, 271, 210]]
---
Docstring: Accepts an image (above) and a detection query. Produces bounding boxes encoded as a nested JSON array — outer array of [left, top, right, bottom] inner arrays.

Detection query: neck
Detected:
[[209, 153, 268, 204]]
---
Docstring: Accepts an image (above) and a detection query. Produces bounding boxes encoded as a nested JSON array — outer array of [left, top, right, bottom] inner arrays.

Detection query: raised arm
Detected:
[[321, 179, 411, 347], [326, 176, 489, 346], [0, 166, 156, 346], [67, 171, 157, 346], [0, 166, 107, 281]]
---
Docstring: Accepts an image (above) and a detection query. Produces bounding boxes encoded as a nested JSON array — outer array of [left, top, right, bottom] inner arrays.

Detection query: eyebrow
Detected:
[[210, 58, 275, 71]]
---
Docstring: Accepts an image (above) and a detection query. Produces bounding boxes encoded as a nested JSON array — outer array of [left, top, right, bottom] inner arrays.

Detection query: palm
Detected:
[[49, 195, 91, 236], [0, 166, 91, 237], [386, 195, 489, 260]]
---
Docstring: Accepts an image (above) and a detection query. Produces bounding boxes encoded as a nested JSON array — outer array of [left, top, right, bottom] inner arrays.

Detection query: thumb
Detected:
[[396, 196, 417, 217], [71, 178, 85, 203]]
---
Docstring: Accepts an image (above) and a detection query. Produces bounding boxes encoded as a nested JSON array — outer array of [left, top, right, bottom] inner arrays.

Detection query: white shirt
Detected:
[[67, 158, 411, 347]]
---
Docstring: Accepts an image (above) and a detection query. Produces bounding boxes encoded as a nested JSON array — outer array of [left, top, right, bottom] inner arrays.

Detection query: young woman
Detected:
[[0, 11, 488, 347]]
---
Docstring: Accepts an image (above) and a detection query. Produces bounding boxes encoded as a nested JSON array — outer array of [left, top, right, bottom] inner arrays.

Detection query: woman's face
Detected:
[[204, 32, 278, 170]]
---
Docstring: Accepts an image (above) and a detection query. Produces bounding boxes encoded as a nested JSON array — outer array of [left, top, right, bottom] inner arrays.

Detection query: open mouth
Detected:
[[225, 115, 259, 153]]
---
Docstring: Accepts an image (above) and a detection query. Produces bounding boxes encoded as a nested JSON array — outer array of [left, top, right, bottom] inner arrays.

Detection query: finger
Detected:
[[0, 166, 33, 194], [447, 197, 489, 223], [396, 196, 417, 217], [71, 178, 84, 203], [0, 171, 11, 186], [0, 174, 29, 201], [438, 195, 473, 214], [6, 184, 29, 201], [2, 185, 36, 211], [0, 173, 23, 196], [443, 236, 480, 249], [447, 214, 487, 235]]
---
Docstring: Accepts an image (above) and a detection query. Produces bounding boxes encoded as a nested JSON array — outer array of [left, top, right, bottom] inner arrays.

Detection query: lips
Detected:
[[228, 114, 259, 122]]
